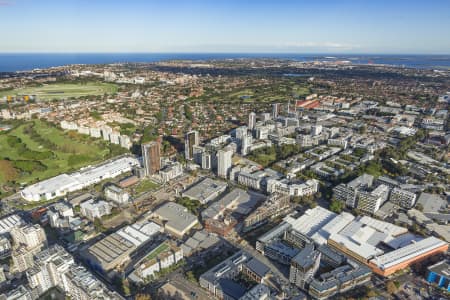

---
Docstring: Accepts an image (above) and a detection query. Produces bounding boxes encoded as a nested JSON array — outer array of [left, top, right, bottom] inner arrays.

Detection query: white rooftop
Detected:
[[21, 156, 139, 201], [116, 221, 161, 247], [370, 237, 448, 270], [311, 212, 355, 245], [0, 214, 23, 234], [285, 206, 337, 237]]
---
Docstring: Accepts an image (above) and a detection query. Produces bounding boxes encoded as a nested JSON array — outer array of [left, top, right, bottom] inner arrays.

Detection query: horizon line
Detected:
[[0, 51, 450, 56]]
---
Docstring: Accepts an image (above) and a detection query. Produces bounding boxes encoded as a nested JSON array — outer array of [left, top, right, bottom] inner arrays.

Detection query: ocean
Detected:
[[0, 53, 449, 72]]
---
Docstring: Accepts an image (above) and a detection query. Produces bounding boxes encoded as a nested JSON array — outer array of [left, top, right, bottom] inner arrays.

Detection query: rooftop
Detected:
[[182, 178, 227, 203], [87, 221, 160, 269], [370, 237, 448, 270], [417, 193, 447, 213], [244, 257, 270, 278], [285, 206, 337, 238], [0, 214, 23, 234], [153, 202, 198, 235], [428, 260, 450, 278], [201, 188, 260, 219]]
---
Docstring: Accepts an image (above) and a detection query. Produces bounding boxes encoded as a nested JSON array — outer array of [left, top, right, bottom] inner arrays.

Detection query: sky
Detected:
[[1, 0, 450, 54]]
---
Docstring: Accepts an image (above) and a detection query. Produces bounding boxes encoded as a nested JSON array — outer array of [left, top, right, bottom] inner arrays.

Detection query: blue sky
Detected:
[[1, 0, 450, 53]]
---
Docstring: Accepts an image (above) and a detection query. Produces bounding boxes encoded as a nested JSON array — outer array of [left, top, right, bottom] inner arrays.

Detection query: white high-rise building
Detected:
[[101, 126, 113, 141], [11, 224, 47, 250], [109, 132, 120, 144], [272, 103, 280, 119], [248, 112, 256, 130], [119, 135, 132, 149], [241, 135, 252, 156], [217, 147, 233, 178], [27, 245, 121, 299]]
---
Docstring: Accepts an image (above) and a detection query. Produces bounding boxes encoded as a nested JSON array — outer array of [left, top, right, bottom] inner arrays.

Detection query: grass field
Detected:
[[146, 242, 170, 261], [134, 179, 159, 195], [0, 120, 114, 192], [0, 82, 118, 101]]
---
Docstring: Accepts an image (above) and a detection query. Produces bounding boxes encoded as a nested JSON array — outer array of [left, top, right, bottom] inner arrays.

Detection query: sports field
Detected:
[[0, 82, 118, 101], [0, 120, 115, 195]]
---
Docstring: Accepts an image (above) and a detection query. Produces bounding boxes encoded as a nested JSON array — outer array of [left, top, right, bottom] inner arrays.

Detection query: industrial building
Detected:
[[182, 178, 227, 205], [257, 206, 448, 278], [368, 237, 448, 276], [21, 156, 139, 201], [84, 221, 161, 272], [181, 230, 223, 257], [201, 188, 260, 220], [151, 202, 199, 237]]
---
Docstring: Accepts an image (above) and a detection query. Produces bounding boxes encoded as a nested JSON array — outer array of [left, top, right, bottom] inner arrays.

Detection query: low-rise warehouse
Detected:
[[182, 178, 227, 204], [151, 202, 199, 237], [21, 156, 139, 201]]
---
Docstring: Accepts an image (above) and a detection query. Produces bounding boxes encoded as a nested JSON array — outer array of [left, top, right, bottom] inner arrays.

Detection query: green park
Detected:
[[0, 120, 126, 197], [0, 82, 118, 101]]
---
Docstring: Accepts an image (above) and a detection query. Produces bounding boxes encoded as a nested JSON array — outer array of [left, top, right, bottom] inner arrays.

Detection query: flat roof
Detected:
[[371, 237, 448, 270], [285, 206, 337, 238], [201, 188, 259, 219], [0, 214, 23, 234], [153, 202, 198, 234], [311, 212, 355, 245], [428, 260, 450, 278], [22, 156, 139, 200], [417, 193, 446, 213], [292, 244, 319, 268], [182, 178, 227, 203], [244, 257, 270, 278], [347, 173, 374, 188], [23, 173, 80, 196], [87, 221, 160, 267]]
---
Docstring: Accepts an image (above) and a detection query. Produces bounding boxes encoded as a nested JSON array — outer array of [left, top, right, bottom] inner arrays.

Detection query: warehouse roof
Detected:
[[370, 237, 448, 270], [285, 206, 337, 238], [182, 178, 227, 204], [153, 202, 198, 235]]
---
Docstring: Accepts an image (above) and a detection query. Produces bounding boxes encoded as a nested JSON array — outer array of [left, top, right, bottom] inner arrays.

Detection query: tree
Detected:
[[329, 199, 344, 213], [386, 280, 398, 294], [93, 218, 104, 232], [186, 271, 197, 283]]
